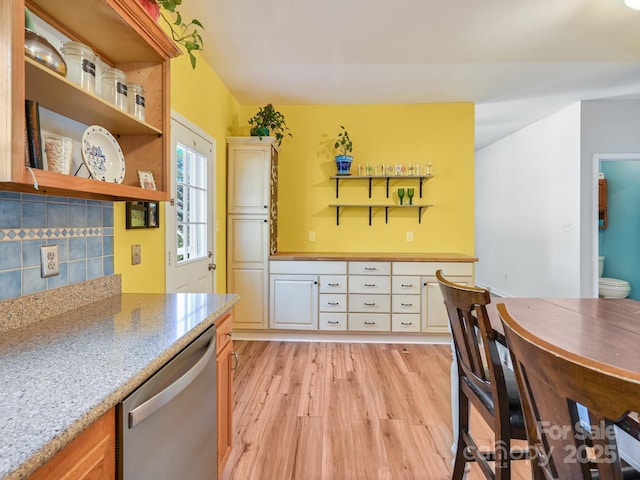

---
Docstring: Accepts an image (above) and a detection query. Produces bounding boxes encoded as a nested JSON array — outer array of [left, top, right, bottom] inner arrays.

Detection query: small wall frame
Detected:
[[126, 201, 160, 229]]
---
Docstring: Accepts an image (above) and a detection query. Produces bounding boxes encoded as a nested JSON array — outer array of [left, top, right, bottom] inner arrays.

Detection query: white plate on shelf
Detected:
[[81, 125, 125, 183]]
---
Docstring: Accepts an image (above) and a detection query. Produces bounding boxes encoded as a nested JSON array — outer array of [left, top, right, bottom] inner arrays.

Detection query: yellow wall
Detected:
[[115, 51, 240, 293], [240, 103, 475, 254]]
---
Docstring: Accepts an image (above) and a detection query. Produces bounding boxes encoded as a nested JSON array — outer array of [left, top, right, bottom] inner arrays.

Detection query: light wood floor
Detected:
[[221, 341, 530, 480]]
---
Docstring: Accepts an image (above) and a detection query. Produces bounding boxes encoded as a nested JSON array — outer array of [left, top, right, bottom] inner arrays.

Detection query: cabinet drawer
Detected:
[[349, 275, 391, 294], [392, 276, 420, 294], [392, 261, 474, 277], [349, 261, 391, 275], [348, 313, 390, 332], [216, 313, 233, 353], [348, 294, 390, 312], [319, 275, 347, 293], [269, 260, 347, 275], [392, 314, 421, 333], [319, 313, 347, 331], [319, 294, 347, 312], [392, 295, 420, 314]]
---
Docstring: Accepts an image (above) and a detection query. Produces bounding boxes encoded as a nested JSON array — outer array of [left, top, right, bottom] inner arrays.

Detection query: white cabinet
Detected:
[[348, 261, 390, 332], [226, 137, 278, 330], [270, 275, 319, 330], [227, 215, 269, 329], [422, 276, 472, 332]]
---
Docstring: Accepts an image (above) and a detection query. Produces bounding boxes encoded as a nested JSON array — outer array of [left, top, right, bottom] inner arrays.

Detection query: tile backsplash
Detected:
[[0, 192, 114, 301]]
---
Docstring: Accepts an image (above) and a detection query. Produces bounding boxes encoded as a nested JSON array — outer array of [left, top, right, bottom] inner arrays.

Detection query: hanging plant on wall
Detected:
[[140, 0, 204, 69]]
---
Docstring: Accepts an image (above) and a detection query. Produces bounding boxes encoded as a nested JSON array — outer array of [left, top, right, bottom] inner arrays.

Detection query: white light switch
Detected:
[[406, 231, 414, 242], [132, 244, 141, 265], [308, 231, 316, 242]]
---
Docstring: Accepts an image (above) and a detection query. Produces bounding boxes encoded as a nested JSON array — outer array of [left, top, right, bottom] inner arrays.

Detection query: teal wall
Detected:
[[599, 159, 640, 300]]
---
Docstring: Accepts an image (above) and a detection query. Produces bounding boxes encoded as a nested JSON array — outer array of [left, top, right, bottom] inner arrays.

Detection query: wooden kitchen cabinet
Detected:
[[216, 313, 234, 479], [0, 0, 180, 201], [29, 408, 115, 480]]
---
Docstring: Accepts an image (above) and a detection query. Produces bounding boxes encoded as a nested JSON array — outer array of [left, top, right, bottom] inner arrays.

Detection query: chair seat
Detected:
[[462, 367, 527, 439]]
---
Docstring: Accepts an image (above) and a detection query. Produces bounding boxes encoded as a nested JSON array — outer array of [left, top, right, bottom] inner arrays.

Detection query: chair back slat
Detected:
[[498, 303, 640, 480]]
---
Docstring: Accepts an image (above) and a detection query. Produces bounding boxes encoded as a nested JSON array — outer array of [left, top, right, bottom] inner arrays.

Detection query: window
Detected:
[[176, 143, 207, 263]]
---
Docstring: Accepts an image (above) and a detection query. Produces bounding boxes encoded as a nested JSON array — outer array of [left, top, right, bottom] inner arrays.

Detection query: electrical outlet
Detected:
[[40, 245, 59, 278], [406, 231, 414, 242], [132, 244, 141, 265], [308, 231, 316, 242]]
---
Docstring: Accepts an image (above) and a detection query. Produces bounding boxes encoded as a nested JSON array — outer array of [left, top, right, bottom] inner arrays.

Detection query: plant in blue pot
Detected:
[[334, 125, 353, 175], [248, 103, 292, 147]]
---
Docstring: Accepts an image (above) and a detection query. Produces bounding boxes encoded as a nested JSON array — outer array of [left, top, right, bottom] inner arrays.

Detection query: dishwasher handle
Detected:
[[128, 334, 217, 428]]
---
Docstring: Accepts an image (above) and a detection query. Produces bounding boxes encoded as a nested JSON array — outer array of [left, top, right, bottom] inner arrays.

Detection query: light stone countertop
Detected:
[[0, 290, 239, 480]]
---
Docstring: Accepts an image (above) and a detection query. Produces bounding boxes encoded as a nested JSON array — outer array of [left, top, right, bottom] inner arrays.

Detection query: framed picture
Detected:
[[137, 170, 157, 190], [125, 202, 160, 229], [147, 201, 159, 228]]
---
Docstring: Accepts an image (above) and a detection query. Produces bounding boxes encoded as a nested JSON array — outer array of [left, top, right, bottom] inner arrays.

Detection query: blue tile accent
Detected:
[[87, 237, 103, 258], [0, 194, 116, 301], [47, 203, 68, 228], [0, 200, 21, 229], [69, 237, 87, 261], [47, 262, 68, 290], [0, 242, 21, 270], [69, 260, 87, 283], [103, 256, 114, 276], [87, 257, 102, 280], [87, 206, 102, 227], [23, 267, 46, 295], [0, 270, 21, 300], [23, 240, 46, 267], [103, 236, 114, 256]]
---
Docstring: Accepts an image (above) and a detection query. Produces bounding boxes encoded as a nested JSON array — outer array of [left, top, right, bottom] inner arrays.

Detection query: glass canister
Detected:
[[127, 83, 145, 122], [101, 67, 128, 111], [60, 41, 97, 93]]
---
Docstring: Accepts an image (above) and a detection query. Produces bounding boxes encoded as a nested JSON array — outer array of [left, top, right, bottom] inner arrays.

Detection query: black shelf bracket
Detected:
[[368, 206, 373, 226], [335, 178, 339, 198]]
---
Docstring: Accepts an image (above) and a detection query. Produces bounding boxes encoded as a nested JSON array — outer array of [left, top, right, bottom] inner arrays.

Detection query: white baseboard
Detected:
[[231, 330, 451, 344]]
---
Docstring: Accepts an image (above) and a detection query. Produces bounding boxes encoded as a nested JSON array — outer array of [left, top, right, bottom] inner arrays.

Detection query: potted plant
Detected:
[[139, 0, 204, 69], [334, 125, 353, 174], [248, 104, 292, 147]]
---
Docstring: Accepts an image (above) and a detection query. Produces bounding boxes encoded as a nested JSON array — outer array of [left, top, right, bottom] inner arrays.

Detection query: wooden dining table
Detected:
[[485, 297, 640, 469]]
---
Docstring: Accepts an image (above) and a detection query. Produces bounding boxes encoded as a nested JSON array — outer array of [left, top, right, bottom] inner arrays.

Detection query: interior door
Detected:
[[166, 114, 216, 293]]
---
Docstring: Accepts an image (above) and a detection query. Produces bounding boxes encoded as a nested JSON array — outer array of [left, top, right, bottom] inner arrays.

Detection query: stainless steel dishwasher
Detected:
[[117, 325, 217, 479]]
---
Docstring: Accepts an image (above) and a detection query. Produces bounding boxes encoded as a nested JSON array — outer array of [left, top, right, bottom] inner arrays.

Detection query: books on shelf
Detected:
[[25, 99, 43, 170]]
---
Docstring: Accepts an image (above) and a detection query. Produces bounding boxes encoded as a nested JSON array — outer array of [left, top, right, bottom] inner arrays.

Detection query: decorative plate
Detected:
[[81, 125, 126, 183]]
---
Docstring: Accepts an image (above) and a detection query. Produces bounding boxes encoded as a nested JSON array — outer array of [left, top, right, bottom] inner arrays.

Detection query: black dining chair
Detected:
[[498, 303, 640, 480], [437, 270, 529, 480]]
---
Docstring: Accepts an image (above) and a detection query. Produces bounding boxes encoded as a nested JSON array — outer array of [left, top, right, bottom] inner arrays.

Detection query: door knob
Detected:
[[208, 263, 216, 271]]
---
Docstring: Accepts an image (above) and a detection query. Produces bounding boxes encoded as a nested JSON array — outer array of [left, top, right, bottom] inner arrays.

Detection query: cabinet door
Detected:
[[227, 144, 271, 214], [217, 339, 233, 479], [422, 276, 472, 332], [270, 275, 319, 330], [227, 216, 268, 329]]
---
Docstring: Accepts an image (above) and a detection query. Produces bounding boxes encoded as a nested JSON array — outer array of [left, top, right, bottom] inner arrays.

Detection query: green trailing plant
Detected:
[[334, 125, 352, 156], [248, 103, 292, 147], [157, 0, 204, 69]]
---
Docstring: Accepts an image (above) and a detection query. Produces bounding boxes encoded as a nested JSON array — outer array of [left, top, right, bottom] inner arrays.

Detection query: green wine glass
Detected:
[[407, 188, 414, 205], [398, 188, 405, 205]]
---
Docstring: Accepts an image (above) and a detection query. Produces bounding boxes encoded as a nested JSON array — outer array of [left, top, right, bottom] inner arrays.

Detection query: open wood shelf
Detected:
[[330, 174, 433, 198], [328, 204, 434, 226]]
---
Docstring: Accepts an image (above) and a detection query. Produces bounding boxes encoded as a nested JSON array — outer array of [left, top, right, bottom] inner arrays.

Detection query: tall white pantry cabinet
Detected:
[[226, 137, 279, 330]]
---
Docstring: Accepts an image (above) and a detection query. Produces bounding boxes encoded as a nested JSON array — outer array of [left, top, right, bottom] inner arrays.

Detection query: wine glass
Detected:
[[407, 188, 414, 205], [398, 188, 405, 205]]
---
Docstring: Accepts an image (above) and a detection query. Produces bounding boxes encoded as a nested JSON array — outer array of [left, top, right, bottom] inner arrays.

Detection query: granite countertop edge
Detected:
[[1, 287, 239, 480], [270, 251, 478, 262]]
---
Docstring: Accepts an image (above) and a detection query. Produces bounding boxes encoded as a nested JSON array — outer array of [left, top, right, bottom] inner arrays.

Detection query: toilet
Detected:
[[598, 256, 631, 299]]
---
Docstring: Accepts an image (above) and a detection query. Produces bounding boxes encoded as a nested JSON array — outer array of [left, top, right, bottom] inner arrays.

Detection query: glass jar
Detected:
[[101, 67, 128, 111], [127, 83, 145, 121], [60, 41, 97, 93]]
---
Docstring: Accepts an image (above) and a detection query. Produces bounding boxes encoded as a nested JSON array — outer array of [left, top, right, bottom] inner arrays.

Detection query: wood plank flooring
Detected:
[[221, 341, 530, 480]]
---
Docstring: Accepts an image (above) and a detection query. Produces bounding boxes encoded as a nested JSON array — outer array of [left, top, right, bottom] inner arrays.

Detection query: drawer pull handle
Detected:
[[364, 267, 377, 271], [401, 303, 413, 307], [328, 321, 340, 325], [401, 322, 413, 326], [401, 284, 413, 288], [328, 283, 340, 286], [364, 283, 377, 287], [364, 321, 376, 325], [328, 302, 340, 305], [364, 302, 376, 306]]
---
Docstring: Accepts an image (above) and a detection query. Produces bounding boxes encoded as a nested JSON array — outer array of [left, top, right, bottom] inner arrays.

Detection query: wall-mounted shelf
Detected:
[[329, 174, 433, 198], [328, 203, 434, 226]]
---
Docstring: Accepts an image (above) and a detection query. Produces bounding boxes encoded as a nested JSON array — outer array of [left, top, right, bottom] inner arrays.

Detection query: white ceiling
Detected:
[[182, 0, 640, 149]]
